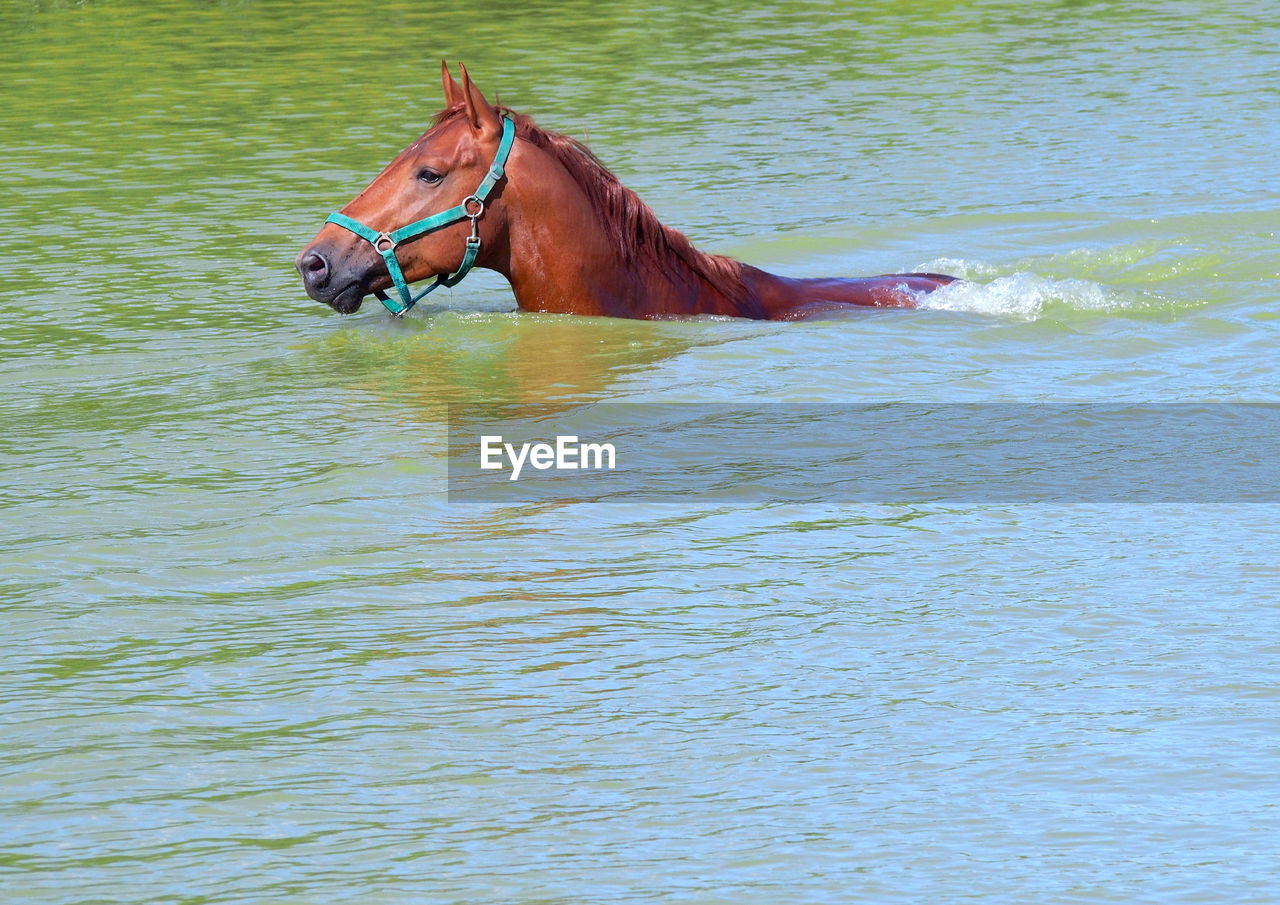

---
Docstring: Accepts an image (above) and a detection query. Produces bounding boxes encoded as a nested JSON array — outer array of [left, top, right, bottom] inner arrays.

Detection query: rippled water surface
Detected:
[[3, 2, 1279, 902]]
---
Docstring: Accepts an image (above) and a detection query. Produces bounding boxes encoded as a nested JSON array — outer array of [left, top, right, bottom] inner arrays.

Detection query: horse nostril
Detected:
[[299, 251, 330, 288]]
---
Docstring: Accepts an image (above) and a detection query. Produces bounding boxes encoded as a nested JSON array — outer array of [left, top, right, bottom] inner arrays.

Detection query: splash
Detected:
[[912, 258, 1159, 319]]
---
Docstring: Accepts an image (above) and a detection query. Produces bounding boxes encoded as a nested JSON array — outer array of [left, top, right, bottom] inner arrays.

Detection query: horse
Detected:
[[297, 62, 957, 320]]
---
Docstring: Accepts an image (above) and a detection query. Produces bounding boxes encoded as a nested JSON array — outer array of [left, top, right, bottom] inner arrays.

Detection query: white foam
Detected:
[[912, 260, 1149, 319]]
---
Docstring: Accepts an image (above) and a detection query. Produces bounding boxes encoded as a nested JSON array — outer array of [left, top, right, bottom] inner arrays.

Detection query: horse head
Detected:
[[297, 63, 510, 314]]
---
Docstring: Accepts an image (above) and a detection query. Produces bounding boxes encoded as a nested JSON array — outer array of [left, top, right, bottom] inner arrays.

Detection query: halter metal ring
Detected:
[[463, 196, 485, 219], [374, 232, 396, 252]]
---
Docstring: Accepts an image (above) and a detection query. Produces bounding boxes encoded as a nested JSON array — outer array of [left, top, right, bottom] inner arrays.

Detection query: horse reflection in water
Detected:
[[298, 62, 955, 320]]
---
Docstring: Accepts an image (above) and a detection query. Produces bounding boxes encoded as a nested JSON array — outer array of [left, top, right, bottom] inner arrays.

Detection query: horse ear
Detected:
[[459, 63, 502, 138], [440, 60, 463, 108]]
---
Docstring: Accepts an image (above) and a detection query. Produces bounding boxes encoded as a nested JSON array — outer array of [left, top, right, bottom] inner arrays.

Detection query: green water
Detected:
[[3, 1, 1279, 902]]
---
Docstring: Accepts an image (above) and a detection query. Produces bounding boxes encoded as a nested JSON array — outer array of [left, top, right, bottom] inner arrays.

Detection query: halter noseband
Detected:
[[324, 116, 516, 316]]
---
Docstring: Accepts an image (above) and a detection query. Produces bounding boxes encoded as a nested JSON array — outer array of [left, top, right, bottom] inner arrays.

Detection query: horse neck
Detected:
[[490, 143, 756, 319]]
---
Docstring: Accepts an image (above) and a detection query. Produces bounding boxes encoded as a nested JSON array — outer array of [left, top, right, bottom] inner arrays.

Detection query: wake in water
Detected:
[[910, 257, 1169, 319]]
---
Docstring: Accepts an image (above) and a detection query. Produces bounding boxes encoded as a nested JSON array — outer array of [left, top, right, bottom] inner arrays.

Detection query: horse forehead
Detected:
[[405, 120, 481, 163]]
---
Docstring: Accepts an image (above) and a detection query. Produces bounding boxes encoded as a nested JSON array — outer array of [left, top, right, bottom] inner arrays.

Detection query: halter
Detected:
[[324, 116, 516, 316]]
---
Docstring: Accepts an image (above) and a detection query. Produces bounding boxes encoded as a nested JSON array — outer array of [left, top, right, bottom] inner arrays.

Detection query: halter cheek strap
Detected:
[[325, 116, 516, 316]]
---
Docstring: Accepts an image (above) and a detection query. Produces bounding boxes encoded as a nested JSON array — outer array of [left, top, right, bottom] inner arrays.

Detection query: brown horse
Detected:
[[298, 63, 956, 320]]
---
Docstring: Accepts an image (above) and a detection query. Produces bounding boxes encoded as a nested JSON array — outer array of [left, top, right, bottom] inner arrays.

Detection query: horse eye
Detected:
[[417, 168, 443, 185]]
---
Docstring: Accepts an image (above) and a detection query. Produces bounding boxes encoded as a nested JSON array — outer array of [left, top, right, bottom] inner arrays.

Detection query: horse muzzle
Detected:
[[296, 235, 378, 313]]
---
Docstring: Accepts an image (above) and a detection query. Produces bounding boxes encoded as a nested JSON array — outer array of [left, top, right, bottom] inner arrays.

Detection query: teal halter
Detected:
[[324, 116, 516, 316]]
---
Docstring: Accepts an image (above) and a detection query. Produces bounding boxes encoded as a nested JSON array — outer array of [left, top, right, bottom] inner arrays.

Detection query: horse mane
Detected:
[[432, 104, 753, 314]]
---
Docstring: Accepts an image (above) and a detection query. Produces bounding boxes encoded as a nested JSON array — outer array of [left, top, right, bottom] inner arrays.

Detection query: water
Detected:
[[3, 1, 1279, 902]]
